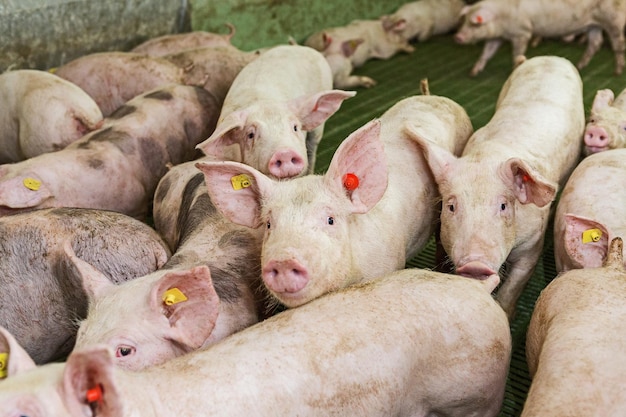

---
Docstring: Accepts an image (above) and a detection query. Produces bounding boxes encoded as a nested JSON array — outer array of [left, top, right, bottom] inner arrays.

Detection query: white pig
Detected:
[[195, 44, 355, 178], [380, 0, 466, 43], [197, 94, 473, 307], [0, 69, 103, 163], [70, 159, 264, 370], [304, 19, 415, 89], [523, 237, 626, 416], [0, 84, 219, 220], [553, 148, 626, 272], [455, 0, 626, 76], [583, 87, 626, 154], [0, 269, 511, 417], [411, 56, 584, 318], [131, 23, 238, 56]]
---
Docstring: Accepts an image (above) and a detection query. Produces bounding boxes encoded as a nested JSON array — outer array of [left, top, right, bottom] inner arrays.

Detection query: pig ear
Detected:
[[0, 175, 53, 208], [591, 89, 615, 112], [63, 346, 123, 417], [404, 122, 457, 185], [0, 326, 36, 378], [196, 160, 272, 228], [460, 5, 471, 16], [470, 7, 494, 25], [341, 39, 365, 58], [564, 214, 610, 268], [63, 241, 114, 301], [325, 119, 387, 213], [150, 265, 220, 351], [195, 110, 248, 158], [501, 158, 557, 207], [293, 90, 356, 131], [383, 17, 406, 33], [322, 32, 333, 50]]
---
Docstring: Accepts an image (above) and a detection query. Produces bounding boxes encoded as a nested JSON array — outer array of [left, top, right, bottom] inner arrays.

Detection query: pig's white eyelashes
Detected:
[[115, 345, 136, 358]]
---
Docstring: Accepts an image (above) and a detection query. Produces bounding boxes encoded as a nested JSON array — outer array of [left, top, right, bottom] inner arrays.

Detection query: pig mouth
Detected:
[[455, 261, 497, 280], [585, 145, 609, 154]]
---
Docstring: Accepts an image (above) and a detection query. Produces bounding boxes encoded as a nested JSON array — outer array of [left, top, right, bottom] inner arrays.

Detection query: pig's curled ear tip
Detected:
[[419, 78, 430, 96], [514, 55, 527, 68]]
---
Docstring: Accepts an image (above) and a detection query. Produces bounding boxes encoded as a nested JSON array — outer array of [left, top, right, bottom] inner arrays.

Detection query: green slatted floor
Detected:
[[313, 34, 626, 417]]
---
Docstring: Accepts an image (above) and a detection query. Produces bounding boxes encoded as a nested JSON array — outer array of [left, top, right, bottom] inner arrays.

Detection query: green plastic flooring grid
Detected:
[[313, 35, 626, 417]]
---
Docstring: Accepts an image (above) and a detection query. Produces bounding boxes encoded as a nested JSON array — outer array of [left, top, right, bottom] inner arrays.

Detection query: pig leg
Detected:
[[495, 243, 544, 319], [470, 39, 503, 77], [510, 35, 530, 64], [604, 25, 626, 75], [576, 27, 604, 71]]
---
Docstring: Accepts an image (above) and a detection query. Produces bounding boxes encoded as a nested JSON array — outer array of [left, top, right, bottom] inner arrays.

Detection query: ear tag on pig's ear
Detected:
[[475, 14, 483, 24], [582, 228, 603, 244], [163, 287, 188, 306], [86, 383, 103, 406], [231, 174, 251, 191], [23, 177, 41, 191], [0, 353, 8, 378], [343, 173, 359, 191]]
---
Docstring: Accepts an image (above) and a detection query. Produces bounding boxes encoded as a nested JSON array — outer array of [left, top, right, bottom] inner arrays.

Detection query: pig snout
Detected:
[[268, 149, 305, 178], [454, 32, 467, 44], [262, 259, 309, 294], [584, 125, 610, 153], [455, 261, 497, 280]]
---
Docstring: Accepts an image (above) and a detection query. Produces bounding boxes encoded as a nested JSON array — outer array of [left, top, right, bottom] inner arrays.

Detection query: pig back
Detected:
[[468, 56, 584, 186], [0, 207, 170, 364], [524, 244, 626, 415], [553, 148, 626, 271]]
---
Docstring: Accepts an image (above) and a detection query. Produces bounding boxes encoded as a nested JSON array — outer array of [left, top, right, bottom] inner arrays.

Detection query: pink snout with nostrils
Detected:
[[262, 258, 309, 295], [584, 125, 610, 153], [455, 260, 497, 280], [268, 149, 305, 178]]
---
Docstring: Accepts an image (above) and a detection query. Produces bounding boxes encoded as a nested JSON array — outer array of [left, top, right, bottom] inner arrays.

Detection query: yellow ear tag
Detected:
[[0, 353, 8, 378], [23, 178, 41, 191], [231, 174, 251, 191], [162, 288, 188, 306], [582, 228, 603, 244]]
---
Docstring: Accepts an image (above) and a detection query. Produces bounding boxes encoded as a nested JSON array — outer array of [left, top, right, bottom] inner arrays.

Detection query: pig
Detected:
[[131, 23, 238, 56], [411, 56, 584, 319], [523, 237, 626, 416], [0, 207, 171, 364], [454, 0, 626, 76], [380, 0, 466, 43], [195, 45, 355, 178], [162, 46, 259, 106], [0, 268, 511, 417], [553, 148, 626, 272], [197, 93, 473, 307], [583, 88, 626, 154], [0, 84, 219, 220], [0, 69, 103, 163], [304, 19, 415, 89], [54, 52, 186, 116], [69, 158, 264, 370]]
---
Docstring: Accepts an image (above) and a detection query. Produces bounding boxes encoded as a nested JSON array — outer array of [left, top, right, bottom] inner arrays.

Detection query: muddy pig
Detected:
[[0, 69, 103, 163], [0, 207, 170, 364], [583, 88, 626, 155], [0, 269, 511, 417], [195, 44, 354, 177], [0, 84, 219, 220], [523, 237, 626, 415], [554, 148, 626, 272], [69, 158, 264, 370], [197, 93, 473, 307], [412, 56, 583, 319], [455, 0, 626, 76]]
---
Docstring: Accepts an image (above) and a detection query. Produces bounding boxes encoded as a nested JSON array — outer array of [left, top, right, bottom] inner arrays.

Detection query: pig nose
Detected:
[[454, 33, 465, 44], [262, 259, 309, 294], [584, 126, 609, 152], [268, 150, 305, 178], [455, 261, 497, 280]]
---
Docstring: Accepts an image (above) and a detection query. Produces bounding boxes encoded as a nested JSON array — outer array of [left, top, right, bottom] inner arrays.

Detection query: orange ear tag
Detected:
[[475, 15, 483, 24], [86, 384, 103, 404], [522, 174, 533, 183], [343, 173, 359, 191]]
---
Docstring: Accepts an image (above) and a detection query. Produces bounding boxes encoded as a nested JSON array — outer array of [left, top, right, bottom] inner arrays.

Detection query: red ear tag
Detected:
[[343, 173, 359, 191], [475, 15, 483, 24], [522, 174, 531, 183], [86, 384, 103, 404]]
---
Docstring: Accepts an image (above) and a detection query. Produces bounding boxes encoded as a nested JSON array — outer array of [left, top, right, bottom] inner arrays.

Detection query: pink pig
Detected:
[[412, 56, 583, 318], [131, 23, 238, 56], [197, 94, 472, 307], [553, 148, 626, 272], [583, 88, 626, 155], [0, 268, 511, 417], [195, 44, 355, 178]]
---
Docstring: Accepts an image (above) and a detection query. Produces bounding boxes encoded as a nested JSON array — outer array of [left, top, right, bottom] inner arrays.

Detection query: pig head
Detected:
[[583, 89, 626, 155]]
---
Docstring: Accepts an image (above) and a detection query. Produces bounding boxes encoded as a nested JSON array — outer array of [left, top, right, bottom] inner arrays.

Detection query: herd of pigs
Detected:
[[1, 0, 626, 415]]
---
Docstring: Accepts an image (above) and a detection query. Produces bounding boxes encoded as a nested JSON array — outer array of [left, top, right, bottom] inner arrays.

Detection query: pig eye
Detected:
[[293, 124, 298, 132], [327, 216, 335, 225], [266, 220, 271, 229], [448, 204, 455, 213], [247, 132, 254, 140], [116, 345, 135, 358], [500, 203, 507, 211]]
